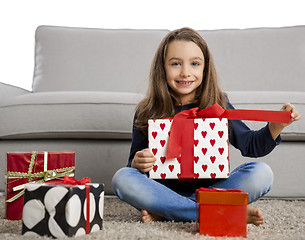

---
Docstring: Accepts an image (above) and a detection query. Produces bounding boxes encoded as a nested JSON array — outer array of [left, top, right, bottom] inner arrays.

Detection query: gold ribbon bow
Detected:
[[6, 151, 75, 202]]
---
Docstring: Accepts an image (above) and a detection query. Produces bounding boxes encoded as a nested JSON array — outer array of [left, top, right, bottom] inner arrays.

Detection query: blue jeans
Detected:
[[112, 162, 273, 222]]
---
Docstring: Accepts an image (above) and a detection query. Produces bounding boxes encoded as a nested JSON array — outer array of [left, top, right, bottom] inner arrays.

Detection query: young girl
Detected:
[[112, 27, 300, 225]]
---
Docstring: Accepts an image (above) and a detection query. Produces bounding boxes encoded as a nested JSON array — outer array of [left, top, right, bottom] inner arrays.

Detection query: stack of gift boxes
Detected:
[[5, 151, 104, 238], [147, 104, 290, 237], [148, 106, 247, 237]]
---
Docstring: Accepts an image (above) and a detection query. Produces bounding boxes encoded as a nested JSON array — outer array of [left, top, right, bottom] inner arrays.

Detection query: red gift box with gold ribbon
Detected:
[[149, 103, 290, 180], [5, 151, 75, 220], [196, 187, 248, 237]]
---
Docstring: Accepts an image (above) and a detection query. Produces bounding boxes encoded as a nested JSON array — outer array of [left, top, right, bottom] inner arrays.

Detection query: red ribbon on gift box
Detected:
[[64, 175, 91, 234], [166, 103, 291, 178], [63, 175, 91, 185]]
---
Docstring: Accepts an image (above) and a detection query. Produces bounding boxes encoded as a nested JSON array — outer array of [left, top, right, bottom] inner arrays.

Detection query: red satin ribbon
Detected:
[[63, 175, 91, 185], [85, 185, 90, 234], [166, 103, 291, 178], [63, 175, 91, 234], [196, 103, 291, 123]]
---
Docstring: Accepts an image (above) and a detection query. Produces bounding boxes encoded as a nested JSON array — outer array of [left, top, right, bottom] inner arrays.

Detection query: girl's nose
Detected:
[[180, 66, 191, 78]]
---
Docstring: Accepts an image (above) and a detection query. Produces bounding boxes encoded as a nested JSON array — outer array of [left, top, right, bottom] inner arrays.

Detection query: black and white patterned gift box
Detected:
[[22, 182, 104, 238]]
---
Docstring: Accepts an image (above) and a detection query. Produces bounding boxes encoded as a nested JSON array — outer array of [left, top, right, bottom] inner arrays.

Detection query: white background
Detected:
[[1, 0, 304, 91]]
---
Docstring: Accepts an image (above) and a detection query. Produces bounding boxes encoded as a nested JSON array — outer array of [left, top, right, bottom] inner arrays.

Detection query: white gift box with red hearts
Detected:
[[148, 118, 230, 179]]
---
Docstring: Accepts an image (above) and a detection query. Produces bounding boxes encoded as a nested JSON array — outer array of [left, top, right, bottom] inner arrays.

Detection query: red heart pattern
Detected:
[[168, 165, 174, 172], [201, 148, 207, 155], [219, 164, 224, 172], [160, 173, 166, 179], [201, 131, 207, 138], [218, 131, 224, 138], [209, 122, 215, 130], [152, 148, 158, 155], [148, 118, 229, 179], [152, 132, 157, 139], [202, 164, 208, 172], [210, 156, 216, 163], [218, 147, 224, 155]]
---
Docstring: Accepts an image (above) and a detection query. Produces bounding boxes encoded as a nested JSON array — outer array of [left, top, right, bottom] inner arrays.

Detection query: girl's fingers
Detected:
[[137, 148, 154, 157], [294, 114, 302, 121], [136, 156, 156, 163], [138, 162, 155, 173], [280, 103, 301, 123]]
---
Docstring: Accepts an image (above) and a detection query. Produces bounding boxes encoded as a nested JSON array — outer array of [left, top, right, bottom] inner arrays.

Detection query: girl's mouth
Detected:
[[176, 81, 194, 86]]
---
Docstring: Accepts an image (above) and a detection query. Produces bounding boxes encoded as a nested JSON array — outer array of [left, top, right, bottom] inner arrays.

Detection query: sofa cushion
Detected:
[[198, 26, 305, 92], [0, 83, 30, 102], [1, 91, 303, 141], [0, 91, 144, 139], [32, 26, 169, 94], [226, 91, 305, 141]]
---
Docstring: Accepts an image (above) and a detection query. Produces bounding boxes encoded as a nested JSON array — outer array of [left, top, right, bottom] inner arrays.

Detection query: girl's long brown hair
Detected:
[[136, 27, 226, 135]]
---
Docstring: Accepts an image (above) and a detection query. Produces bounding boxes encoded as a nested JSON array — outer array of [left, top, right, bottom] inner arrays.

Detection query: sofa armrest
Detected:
[[0, 82, 30, 103]]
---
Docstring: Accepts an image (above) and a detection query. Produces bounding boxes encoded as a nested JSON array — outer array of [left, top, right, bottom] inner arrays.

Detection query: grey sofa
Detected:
[[1, 25, 304, 197]]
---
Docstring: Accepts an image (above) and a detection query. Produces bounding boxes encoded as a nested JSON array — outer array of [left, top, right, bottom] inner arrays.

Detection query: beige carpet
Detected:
[[0, 195, 305, 240]]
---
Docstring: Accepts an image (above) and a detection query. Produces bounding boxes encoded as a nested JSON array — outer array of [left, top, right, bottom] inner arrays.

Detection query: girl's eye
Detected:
[[171, 62, 181, 66], [192, 62, 200, 66]]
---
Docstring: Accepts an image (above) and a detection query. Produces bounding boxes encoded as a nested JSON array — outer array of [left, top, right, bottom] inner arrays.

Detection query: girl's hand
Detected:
[[279, 103, 301, 127], [131, 148, 156, 173], [269, 103, 301, 140]]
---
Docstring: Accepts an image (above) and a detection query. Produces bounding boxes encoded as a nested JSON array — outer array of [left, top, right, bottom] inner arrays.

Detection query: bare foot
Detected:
[[247, 206, 264, 226], [141, 210, 165, 223]]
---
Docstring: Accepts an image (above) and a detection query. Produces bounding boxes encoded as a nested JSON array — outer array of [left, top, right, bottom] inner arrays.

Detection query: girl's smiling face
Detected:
[[165, 40, 205, 105]]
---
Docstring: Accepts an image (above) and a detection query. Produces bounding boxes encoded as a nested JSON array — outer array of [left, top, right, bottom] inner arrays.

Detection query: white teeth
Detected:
[[178, 81, 192, 85]]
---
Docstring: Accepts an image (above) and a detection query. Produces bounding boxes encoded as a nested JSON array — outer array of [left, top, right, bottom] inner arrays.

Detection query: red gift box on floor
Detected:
[[196, 187, 248, 238], [149, 118, 229, 179], [5, 151, 75, 220]]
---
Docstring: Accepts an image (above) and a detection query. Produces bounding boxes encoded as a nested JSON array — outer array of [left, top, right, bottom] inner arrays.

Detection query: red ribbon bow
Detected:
[[166, 103, 291, 178], [63, 175, 91, 185]]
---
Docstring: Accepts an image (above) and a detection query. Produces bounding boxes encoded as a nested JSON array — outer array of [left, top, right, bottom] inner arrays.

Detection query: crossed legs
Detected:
[[112, 162, 273, 225]]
